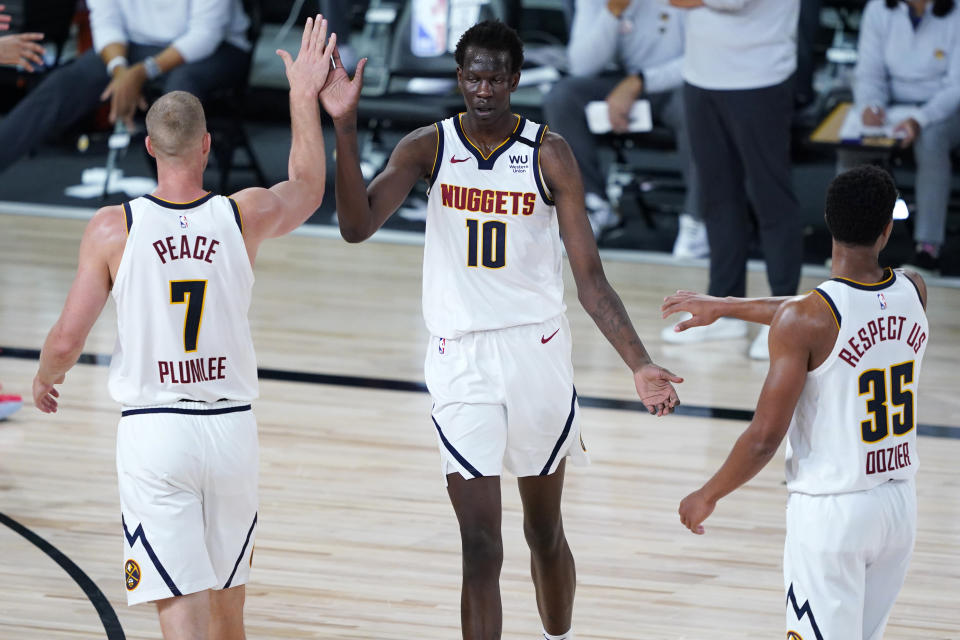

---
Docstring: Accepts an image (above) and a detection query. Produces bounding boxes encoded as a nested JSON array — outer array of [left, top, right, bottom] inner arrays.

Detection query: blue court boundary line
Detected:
[[0, 511, 125, 639], [3, 345, 957, 437]]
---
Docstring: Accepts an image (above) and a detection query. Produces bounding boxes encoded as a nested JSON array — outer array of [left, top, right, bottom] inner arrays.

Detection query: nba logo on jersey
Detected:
[[438, 338, 446, 354], [179, 215, 188, 229], [878, 292, 887, 309]]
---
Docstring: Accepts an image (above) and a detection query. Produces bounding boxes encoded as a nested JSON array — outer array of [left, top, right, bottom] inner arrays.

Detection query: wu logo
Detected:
[[509, 154, 528, 164]]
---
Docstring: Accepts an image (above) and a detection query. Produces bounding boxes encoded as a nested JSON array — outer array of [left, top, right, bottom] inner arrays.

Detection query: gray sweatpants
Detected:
[[837, 112, 960, 247], [0, 42, 249, 174], [683, 79, 802, 298]]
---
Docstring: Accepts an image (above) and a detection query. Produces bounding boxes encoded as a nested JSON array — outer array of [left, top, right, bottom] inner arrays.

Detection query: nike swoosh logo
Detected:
[[541, 329, 560, 344], [450, 156, 470, 163]]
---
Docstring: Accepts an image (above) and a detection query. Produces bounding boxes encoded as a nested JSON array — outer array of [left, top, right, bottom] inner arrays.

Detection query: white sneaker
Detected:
[[672, 214, 709, 259], [585, 192, 619, 239], [661, 314, 747, 344], [749, 325, 770, 360]]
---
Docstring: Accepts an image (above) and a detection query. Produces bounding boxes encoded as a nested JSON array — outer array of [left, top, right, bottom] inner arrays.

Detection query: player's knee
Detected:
[[460, 526, 503, 577], [523, 516, 566, 558]]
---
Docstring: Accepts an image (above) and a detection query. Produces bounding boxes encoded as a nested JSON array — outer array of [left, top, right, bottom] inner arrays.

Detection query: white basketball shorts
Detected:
[[116, 401, 259, 605], [425, 314, 590, 480], [783, 479, 916, 640]]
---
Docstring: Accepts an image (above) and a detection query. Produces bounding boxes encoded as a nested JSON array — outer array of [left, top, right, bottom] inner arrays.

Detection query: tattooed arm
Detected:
[[541, 131, 682, 416]]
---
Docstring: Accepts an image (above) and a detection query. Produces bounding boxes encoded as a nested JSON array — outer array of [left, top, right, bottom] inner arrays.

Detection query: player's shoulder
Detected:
[[88, 204, 129, 238], [771, 292, 837, 342], [537, 130, 575, 168], [895, 268, 928, 310], [391, 123, 441, 168]]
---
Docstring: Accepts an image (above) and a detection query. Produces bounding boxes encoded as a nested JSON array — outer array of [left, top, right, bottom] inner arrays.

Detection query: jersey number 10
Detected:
[[466, 219, 506, 269], [859, 361, 915, 443]]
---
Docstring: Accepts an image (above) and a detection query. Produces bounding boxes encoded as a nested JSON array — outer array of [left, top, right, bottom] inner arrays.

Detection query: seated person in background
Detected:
[[840, 0, 960, 272], [0, 0, 251, 175], [0, 4, 45, 71], [543, 0, 707, 257]]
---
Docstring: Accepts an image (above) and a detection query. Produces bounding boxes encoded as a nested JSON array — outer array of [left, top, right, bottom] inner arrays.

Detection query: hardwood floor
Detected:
[[1, 212, 957, 639]]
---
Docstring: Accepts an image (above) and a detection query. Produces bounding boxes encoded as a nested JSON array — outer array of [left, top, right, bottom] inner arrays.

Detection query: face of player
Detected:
[[457, 46, 519, 125]]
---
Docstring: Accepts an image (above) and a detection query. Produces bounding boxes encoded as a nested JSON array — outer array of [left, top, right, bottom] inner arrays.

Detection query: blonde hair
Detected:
[[145, 91, 207, 158]]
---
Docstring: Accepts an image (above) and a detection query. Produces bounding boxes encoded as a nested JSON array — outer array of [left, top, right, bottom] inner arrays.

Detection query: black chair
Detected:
[[205, 0, 268, 192]]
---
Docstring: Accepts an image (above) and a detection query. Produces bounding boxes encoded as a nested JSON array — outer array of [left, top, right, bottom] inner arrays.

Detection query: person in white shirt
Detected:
[[0, 0, 251, 174], [840, 0, 960, 273], [31, 16, 334, 640], [544, 0, 707, 256], [663, 0, 803, 361]]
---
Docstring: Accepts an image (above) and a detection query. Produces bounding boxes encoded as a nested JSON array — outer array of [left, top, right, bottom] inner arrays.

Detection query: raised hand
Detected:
[[319, 45, 367, 122], [0, 32, 45, 70], [277, 15, 337, 99], [661, 290, 724, 332], [634, 363, 682, 417]]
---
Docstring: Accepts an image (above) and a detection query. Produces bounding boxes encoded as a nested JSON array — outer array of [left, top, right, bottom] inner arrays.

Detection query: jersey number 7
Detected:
[[170, 280, 207, 353], [859, 361, 915, 443]]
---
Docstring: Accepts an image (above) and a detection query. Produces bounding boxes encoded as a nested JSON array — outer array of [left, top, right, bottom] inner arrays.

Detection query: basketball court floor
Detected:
[[1, 209, 958, 639]]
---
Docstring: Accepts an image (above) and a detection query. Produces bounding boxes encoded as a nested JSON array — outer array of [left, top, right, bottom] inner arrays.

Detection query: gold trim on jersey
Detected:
[[833, 267, 894, 287], [810, 289, 840, 330], [536, 124, 553, 201], [151, 192, 212, 206], [457, 113, 521, 160]]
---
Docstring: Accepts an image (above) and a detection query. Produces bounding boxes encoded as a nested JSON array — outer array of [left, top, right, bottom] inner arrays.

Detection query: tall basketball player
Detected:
[[666, 165, 928, 640], [320, 20, 682, 640], [31, 17, 335, 640]]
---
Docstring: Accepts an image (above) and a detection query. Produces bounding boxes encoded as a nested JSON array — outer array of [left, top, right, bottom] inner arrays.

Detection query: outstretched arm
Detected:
[[678, 297, 817, 534], [661, 291, 793, 332], [231, 15, 334, 261], [319, 47, 432, 242], [34, 207, 125, 413], [542, 132, 682, 416]]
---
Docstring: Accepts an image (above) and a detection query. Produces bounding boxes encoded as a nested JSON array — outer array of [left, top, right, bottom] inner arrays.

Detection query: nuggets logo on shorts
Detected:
[[787, 632, 803, 640], [125, 559, 141, 591]]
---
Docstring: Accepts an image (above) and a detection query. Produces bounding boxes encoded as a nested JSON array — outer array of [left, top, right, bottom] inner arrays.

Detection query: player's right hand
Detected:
[[319, 46, 367, 122], [661, 290, 723, 332], [679, 488, 714, 535], [277, 15, 337, 99], [32, 373, 63, 414]]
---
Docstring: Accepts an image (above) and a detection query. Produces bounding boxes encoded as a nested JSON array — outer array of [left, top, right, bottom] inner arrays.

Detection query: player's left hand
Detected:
[[661, 290, 724, 332], [634, 363, 682, 416], [32, 373, 64, 414], [894, 117, 920, 148], [679, 488, 714, 534]]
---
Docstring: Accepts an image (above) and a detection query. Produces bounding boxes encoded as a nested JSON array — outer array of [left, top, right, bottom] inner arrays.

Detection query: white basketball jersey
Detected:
[[108, 193, 258, 406], [786, 269, 928, 495], [422, 114, 566, 338]]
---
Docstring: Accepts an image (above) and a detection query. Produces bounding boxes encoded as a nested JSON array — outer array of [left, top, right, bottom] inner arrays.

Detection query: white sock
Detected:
[[542, 628, 573, 640]]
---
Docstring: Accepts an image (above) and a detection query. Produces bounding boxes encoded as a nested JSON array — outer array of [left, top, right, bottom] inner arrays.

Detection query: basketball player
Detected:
[[320, 20, 682, 640], [666, 165, 928, 639], [31, 16, 335, 639]]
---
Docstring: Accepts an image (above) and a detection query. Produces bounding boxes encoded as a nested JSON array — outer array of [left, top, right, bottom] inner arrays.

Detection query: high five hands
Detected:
[[277, 15, 338, 98]]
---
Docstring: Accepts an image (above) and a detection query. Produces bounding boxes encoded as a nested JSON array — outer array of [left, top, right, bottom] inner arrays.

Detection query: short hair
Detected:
[[824, 165, 897, 246], [145, 91, 207, 158], [454, 20, 524, 74], [885, 0, 954, 17]]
